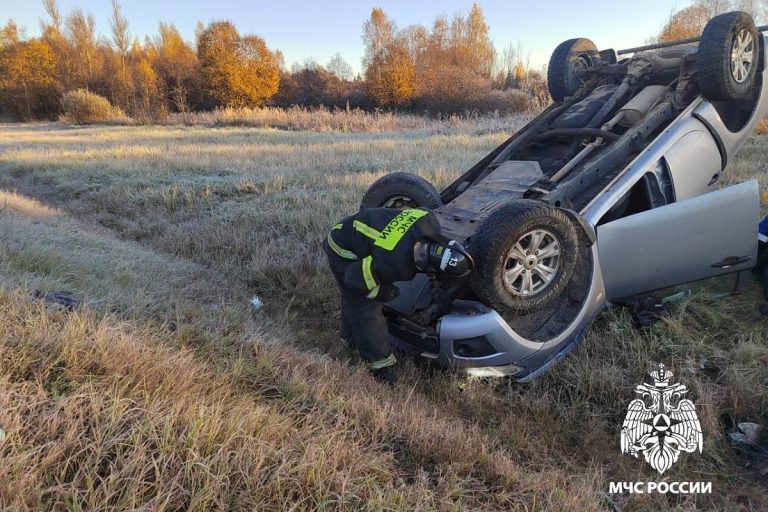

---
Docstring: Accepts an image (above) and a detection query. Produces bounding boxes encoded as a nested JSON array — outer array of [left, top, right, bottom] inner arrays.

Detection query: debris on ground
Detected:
[[32, 290, 80, 310], [729, 422, 764, 445], [614, 289, 692, 329], [723, 414, 768, 476], [250, 295, 264, 310]]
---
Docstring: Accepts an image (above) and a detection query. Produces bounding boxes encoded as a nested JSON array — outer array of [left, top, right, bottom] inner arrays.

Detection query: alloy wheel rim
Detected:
[[503, 229, 561, 298], [730, 29, 754, 84], [382, 195, 417, 209]]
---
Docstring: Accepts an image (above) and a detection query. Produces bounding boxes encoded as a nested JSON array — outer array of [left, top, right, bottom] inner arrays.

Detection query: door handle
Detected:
[[711, 255, 751, 269]]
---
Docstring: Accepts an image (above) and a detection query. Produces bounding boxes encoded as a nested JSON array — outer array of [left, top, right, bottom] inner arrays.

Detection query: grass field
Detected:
[[0, 120, 767, 511]]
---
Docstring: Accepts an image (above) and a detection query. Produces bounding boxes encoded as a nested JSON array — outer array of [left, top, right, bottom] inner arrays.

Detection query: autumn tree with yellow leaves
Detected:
[[657, 5, 710, 42], [0, 1, 283, 120], [197, 21, 280, 108], [0, 0, 544, 121], [362, 8, 414, 107], [152, 23, 201, 113], [361, 3, 496, 112], [0, 22, 59, 119]]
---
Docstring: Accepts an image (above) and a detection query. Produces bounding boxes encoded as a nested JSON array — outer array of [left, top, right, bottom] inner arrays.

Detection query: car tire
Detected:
[[547, 38, 600, 103], [698, 11, 761, 101], [469, 200, 580, 313], [360, 172, 442, 210]]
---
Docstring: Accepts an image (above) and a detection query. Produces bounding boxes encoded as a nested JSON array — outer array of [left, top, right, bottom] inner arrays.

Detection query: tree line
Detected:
[[0, 1, 546, 121], [361, 5, 546, 113], [2, 1, 759, 122], [0, 0, 284, 121]]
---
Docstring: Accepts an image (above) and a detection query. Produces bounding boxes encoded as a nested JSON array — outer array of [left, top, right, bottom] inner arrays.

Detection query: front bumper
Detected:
[[388, 244, 607, 380]]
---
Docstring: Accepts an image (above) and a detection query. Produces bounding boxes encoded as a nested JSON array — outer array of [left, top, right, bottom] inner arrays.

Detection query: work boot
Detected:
[[371, 366, 397, 387]]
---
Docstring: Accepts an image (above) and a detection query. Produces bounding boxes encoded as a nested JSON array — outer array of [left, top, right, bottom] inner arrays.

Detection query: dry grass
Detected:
[[0, 290, 611, 511], [164, 106, 529, 134], [0, 120, 767, 510]]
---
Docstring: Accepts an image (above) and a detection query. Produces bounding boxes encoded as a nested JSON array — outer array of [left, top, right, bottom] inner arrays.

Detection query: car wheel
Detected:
[[469, 200, 580, 313], [698, 11, 761, 102], [547, 38, 600, 103], [360, 172, 442, 210]]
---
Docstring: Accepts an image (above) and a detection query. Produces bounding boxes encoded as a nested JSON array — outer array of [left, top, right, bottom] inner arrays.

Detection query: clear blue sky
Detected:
[[1, 0, 695, 73]]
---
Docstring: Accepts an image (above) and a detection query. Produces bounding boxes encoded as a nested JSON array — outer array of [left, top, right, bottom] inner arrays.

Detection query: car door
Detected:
[[597, 180, 759, 299]]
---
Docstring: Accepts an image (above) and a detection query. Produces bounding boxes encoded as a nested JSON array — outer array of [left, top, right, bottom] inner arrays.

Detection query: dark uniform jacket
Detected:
[[325, 208, 442, 300]]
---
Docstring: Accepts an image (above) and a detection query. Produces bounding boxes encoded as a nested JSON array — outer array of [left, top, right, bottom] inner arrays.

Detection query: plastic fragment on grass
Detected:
[[250, 295, 264, 310], [33, 290, 80, 310]]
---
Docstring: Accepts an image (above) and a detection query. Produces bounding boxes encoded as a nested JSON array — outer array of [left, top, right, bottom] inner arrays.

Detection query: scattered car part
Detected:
[[731, 422, 764, 445], [723, 414, 768, 466], [250, 295, 264, 310], [614, 289, 691, 328], [32, 290, 80, 310]]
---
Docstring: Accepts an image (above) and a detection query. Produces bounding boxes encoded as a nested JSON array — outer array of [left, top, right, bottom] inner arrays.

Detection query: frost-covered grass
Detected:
[[0, 120, 766, 511]]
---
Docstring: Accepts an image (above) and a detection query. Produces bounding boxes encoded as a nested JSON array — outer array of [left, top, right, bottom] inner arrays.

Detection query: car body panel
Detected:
[[664, 127, 722, 201], [596, 180, 759, 299]]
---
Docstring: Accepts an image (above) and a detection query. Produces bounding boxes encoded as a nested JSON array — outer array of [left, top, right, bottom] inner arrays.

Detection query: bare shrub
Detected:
[[468, 89, 536, 114], [60, 89, 127, 125]]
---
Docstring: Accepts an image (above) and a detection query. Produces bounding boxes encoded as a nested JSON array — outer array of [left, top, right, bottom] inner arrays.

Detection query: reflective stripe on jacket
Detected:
[[324, 207, 441, 298]]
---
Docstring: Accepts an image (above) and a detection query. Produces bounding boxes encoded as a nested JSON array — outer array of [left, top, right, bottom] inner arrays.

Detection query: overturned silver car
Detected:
[[360, 11, 768, 380]]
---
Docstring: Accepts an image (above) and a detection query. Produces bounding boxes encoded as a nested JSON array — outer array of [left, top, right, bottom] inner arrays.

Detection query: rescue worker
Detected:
[[323, 207, 472, 385]]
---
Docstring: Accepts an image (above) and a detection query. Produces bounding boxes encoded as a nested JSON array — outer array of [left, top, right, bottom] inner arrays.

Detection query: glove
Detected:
[[376, 284, 400, 302]]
